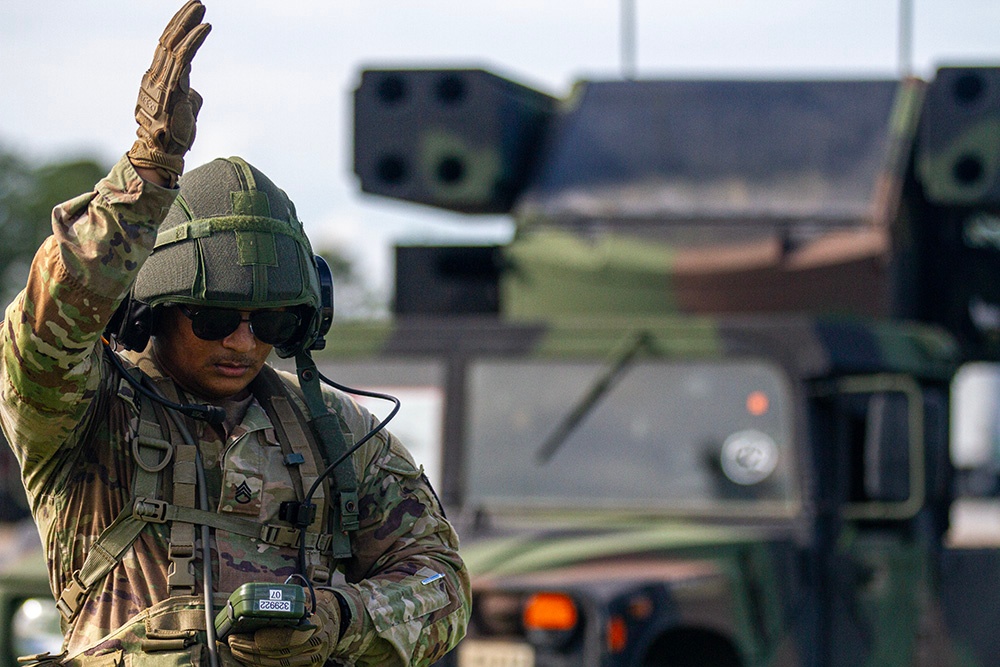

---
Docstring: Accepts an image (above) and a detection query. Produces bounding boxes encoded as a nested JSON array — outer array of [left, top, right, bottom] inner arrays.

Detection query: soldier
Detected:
[[0, 2, 470, 666]]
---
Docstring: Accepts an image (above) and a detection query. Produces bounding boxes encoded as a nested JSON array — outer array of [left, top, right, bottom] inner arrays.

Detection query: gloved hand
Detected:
[[227, 590, 341, 667], [127, 0, 211, 187]]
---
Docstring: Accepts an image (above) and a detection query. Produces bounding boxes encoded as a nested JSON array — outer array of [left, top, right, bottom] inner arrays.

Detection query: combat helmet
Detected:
[[125, 156, 333, 358]]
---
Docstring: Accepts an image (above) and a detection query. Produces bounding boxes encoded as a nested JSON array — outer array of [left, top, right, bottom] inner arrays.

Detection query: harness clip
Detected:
[[260, 523, 301, 548], [133, 497, 169, 523], [55, 572, 87, 623], [279, 500, 316, 528]]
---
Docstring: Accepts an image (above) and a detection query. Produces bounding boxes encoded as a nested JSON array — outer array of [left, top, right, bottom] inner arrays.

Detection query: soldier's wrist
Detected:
[[127, 140, 183, 188], [131, 164, 171, 188], [332, 590, 351, 639], [317, 587, 357, 644]]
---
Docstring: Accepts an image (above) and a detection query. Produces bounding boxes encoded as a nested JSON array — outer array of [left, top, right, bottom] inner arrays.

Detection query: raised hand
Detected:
[[127, 0, 211, 187]]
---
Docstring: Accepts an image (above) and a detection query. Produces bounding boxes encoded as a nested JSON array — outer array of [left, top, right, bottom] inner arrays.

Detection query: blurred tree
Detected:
[[0, 148, 107, 521], [316, 247, 389, 320], [0, 148, 108, 308]]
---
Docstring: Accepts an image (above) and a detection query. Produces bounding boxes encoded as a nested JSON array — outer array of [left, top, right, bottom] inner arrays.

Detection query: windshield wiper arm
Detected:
[[535, 331, 653, 464]]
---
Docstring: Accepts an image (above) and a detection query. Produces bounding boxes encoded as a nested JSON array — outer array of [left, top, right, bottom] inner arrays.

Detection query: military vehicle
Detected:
[[6, 64, 1000, 666], [0, 514, 61, 664], [343, 66, 1000, 665]]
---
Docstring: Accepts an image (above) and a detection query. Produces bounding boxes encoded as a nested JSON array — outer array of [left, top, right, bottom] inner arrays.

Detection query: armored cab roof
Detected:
[[516, 78, 916, 229], [318, 314, 959, 382]]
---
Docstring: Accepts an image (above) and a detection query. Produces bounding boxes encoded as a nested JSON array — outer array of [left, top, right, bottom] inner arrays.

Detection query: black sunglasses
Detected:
[[176, 305, 301, 346]]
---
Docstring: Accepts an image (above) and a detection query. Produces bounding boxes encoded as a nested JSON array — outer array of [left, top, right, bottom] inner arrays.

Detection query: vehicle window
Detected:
[[466, 359, 797, 515], [948, 362, 1000, 545], [951, 362, 1000, 496]]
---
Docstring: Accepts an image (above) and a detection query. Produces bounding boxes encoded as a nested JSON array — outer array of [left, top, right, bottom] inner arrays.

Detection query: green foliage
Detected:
[[0, 148, 108, 307], [315, 247, 388, 319], [0, 149, 106, 518], [316, 248, 353, 282]]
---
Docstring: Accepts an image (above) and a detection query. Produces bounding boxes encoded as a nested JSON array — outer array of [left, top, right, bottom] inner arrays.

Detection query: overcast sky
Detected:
[[2, 0, 1000, 299]]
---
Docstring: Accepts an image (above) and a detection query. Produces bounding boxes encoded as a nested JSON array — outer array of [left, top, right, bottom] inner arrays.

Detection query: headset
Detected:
[[103, 254, 335, 428], [109, 254, 335, 357]]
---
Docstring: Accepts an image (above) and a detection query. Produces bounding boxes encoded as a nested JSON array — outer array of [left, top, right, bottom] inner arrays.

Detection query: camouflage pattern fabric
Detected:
[[0, 156, 470, 665]]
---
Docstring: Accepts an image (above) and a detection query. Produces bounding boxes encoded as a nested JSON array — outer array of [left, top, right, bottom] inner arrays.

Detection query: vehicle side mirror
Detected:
[[836, 375, 924, 521], [862, 392, 911, 502]]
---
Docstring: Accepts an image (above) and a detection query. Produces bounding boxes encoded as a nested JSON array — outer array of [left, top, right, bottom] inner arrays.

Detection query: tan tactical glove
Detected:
[[127, 0, 211, 187], [227, 590, 341, 667]]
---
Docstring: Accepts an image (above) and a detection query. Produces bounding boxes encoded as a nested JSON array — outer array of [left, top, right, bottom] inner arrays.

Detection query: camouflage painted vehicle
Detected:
[[343, 65, 1000, 665], [306, 315, 971, 666], [0, 515, 61, 665]]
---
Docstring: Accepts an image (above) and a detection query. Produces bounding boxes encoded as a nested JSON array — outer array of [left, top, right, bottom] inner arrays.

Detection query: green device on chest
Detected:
[[214, 583, 308, 638]]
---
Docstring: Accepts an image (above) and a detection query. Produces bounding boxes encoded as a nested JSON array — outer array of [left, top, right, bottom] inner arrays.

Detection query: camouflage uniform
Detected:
[[0, 156, 470, 665]]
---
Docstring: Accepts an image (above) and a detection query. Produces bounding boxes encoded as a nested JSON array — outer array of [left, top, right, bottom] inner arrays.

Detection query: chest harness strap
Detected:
[[56, 378, 173, 623], [166, 442, 198, 597], [57, 362, 358, 624], [249, 365, 330, 541], [254, 381, 333, 583]]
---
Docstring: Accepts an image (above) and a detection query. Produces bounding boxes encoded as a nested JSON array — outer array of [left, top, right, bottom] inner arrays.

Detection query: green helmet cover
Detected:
[[133, 156, 324, 357]]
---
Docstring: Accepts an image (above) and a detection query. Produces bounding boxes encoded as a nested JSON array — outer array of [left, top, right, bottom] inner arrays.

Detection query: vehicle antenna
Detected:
[[621, 0, 637, 80], [899, 0, 914, 78]]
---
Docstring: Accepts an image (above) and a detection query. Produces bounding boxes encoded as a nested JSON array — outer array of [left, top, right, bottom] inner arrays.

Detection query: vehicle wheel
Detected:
[[641, 630, 742, 667]]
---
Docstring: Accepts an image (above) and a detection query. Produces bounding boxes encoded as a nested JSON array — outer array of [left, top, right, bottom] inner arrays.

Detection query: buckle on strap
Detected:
[[260, 523, 301, 548], [16, 650, 67, 666], [133, 498, 169, 523], [258, 524, 337, 554], [55, 572, 87, 623]]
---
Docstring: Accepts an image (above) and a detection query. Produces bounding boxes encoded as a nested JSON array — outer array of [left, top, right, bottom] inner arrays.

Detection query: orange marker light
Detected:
[[523, 592, 578, 632], [606, 615, 628, 653], [746, 390, 769, 416]]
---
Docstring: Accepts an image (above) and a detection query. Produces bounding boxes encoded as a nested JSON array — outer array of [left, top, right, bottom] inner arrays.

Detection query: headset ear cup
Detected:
[[110, 296, 153, 352], [274, 254, 334, 358], [106, 298, 129, 341], [310, 255, 335, 351]]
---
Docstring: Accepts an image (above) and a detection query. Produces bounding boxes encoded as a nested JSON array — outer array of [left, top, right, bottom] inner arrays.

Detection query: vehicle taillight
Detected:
[[522, 591, 581, 650], [606, 615, 628, 653], [523, 592, 578, 631]]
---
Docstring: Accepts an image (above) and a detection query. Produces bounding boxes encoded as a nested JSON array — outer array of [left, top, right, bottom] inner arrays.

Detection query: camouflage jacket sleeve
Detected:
[[323, 389, 471, 666], [0, 155, 176, 500]]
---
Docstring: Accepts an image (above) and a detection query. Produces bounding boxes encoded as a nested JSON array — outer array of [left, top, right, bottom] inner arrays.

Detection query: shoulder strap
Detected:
[[56, 373, 172, 623], [141, 378, 202, 598], [250, 365, 318, 511], [57, 357, 364, 623], [254, 361, 358, 559]]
